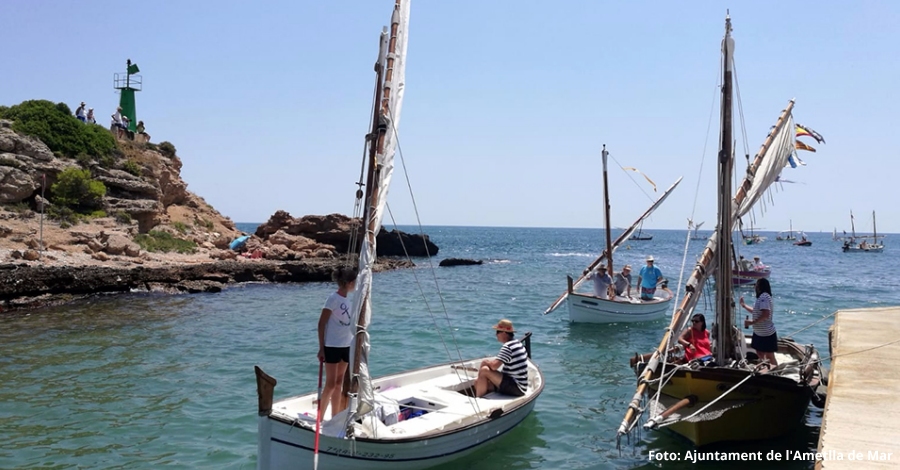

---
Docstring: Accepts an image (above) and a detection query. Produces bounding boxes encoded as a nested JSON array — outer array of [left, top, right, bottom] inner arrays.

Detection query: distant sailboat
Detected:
[[688, 219, 707, 240], [776, 220, 797, 241], [841, 210, 885, 253], [629, 220, 653, 241]]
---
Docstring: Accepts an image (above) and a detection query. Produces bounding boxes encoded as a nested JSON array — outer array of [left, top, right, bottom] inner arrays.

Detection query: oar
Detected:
[[314, 360, 324, 470]]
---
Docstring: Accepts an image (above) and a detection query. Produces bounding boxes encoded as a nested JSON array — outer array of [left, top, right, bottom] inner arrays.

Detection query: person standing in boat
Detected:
[[679, 313, 712, 361], [474, 319, 527, 398], [317, 266, 358, 416], [636, 255, 664, 300], [584, 263, 613, 299], [740, 278, 778, 367], [614, 264, 633, 298]]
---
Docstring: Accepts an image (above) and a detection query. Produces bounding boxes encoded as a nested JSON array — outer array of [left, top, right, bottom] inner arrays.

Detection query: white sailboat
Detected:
[[618, 14, 825, 447], [543, 148, 682, 323], [841, 210, 884, 253], [688, 219, 707, 240], [254, 3, 543, 468], [775, 220, 797, 241]]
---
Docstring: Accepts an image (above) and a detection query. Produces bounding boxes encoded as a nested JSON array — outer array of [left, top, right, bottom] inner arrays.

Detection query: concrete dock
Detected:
[[816, 306, 900, 469]]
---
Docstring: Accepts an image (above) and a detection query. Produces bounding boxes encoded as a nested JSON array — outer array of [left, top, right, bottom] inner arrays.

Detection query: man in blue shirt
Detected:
[[637, 255, 664, 301]]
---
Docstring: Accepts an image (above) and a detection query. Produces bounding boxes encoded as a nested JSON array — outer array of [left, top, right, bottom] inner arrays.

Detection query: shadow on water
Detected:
[[430, 413, 547, 470]]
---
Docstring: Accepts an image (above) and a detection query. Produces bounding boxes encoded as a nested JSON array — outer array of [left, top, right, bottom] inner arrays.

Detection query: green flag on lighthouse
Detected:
[[127, 63, 140, 75]]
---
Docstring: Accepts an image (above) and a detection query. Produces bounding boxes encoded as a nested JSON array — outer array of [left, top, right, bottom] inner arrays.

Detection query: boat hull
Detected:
[[258, 359, 544, 470], [793, 241, 812, 246], [566, 291, 671, 323], [731, 269, 770, 286], [647, 367, 811, 446], [842, 244, 883, 253]]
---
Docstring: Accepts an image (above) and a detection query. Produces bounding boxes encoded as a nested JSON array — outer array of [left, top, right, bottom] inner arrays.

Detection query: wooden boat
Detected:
[[617, 14, 825, 448], [255, 3, 543, 467], [542, 147, 682, 323], [629, 221, 653, 241], [688, 219, 707, 240], [841, 211, 884, 253], [776, 220, 797, 241]]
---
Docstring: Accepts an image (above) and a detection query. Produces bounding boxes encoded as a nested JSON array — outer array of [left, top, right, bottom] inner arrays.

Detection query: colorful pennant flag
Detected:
[[795, 140, 817, 152], [621, 167, 657, 192], [796, 124, 825, 144]]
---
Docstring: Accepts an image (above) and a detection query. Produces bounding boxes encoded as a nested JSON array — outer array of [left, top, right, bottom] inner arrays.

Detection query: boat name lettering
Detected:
[[325, 447, 394, 459]]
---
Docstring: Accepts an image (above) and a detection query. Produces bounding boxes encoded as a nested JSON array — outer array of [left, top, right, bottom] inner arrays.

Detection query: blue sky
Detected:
[[2, 1, 898, 232]]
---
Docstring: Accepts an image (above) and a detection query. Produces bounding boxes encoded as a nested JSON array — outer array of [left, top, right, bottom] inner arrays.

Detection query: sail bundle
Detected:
[[347, 0, 410, 421]]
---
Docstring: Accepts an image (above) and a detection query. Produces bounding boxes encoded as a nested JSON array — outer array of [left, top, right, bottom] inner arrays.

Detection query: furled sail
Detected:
[[543, 176, 682, 314], [347, 0, 410, 421]]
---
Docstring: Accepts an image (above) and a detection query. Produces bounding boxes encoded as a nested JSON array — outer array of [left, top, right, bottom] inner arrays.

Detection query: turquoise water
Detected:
[[2, 226, 898, 469]]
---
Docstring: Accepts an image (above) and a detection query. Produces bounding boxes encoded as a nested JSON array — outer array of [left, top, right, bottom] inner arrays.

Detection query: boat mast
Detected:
[[602, 145, 614, 279], [790, 219, 793, 239], [715, 13, 736, 363], [850, 210, 857, 239], [348, 0, 403, 398], [873, 210, 877, 242]]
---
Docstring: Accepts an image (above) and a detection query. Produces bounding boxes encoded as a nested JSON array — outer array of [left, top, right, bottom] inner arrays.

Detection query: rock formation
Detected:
[[439, 258, 483, 267], [253, 211, 439, 258]]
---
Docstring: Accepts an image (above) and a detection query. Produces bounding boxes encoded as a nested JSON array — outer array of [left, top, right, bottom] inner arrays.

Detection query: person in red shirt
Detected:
[[679, 313, 712, 361]]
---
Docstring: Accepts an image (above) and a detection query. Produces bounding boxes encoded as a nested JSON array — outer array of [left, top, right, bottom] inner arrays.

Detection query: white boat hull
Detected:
[[566, 291, 672, 323], [842, 244, 884, 253], [258, 359, 544, 470]]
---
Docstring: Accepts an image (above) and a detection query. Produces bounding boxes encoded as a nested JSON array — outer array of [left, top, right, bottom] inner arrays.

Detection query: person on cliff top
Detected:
[[86, 108, 96, 124], [75, 102, 87, 122], [317, 265, 358, 417]]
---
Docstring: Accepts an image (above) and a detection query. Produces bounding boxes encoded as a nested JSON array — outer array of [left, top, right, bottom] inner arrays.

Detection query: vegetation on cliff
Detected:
[[0, 100, 116, 158]]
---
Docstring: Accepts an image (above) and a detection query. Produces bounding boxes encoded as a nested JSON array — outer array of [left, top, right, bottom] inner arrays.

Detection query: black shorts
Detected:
[[324, 346, 350, 364], [751, 333, 778, 353], [497, 373, 525, 397]]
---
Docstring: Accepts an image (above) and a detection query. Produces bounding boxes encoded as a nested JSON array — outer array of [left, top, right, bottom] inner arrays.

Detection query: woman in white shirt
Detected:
[[317, 266, 358, 417]]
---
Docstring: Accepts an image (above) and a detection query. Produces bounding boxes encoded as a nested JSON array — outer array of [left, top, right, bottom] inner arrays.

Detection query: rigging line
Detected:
[[387, 114, 469, 369], [731, 59, 752, 162], [348, 78, 382, 259], [657, 363, 765, 428], [784, 311, 837, 338], [384, 203, 481, 415], [809, 337, 900, 366], [608, 153, 655, 204]]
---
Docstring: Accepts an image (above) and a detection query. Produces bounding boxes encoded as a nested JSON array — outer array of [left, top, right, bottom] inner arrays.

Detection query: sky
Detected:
[[2, 1, 898, 232]]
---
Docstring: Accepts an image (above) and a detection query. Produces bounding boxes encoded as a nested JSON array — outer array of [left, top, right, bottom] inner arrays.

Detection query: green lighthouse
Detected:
[[113, 59, 141, 132]]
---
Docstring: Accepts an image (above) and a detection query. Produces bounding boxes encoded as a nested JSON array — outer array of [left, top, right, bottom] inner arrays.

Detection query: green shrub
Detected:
[[114, 211, 132, 224], [0, 100, 116, 157], [158, 141, 176, 158], [122, 159, 141, 176], [47, 205, 79, 226], [145, 142, 158, 151], [98, 154, 115, 169], [50, 168, 106, 212], [172, 221, 188, 234], [134, 230, 197, 254], [76, 153, 92, 168]]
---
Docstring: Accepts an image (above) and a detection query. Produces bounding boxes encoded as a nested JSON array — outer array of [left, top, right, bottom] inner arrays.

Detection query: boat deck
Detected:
[[816, 307, 900, 469]]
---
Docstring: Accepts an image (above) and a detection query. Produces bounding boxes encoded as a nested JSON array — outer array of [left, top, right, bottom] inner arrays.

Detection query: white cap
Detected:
[[646, 255, 654, 261]]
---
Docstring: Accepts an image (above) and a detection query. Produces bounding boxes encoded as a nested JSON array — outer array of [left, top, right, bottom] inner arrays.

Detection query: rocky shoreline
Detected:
[[0, 257, 412, 312]]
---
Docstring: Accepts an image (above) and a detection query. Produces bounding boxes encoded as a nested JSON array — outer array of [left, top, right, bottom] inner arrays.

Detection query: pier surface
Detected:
[[817, 306, 900, 469]]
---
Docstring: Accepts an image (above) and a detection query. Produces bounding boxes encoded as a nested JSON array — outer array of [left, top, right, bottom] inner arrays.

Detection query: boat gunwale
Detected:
[[267, 357, 545, 444]]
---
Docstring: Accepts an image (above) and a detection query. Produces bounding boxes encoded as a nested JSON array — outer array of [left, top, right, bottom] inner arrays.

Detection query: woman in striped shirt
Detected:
[[740, 278, 778, 367]]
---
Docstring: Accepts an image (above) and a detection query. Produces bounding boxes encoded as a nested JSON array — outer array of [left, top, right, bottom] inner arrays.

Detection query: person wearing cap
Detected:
[[637, 255, 664, 301], [474, 319, 528, 398], [584, 263, 613, 300], [75, 102, 87, 122], [752, 256, 765, 271], [614, 264, 633, 298]]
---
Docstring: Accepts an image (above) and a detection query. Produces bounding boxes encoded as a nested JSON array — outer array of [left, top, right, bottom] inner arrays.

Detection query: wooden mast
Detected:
[[873, 210, 877, 243], [602, 145, 614, 283], [348, 0, 403, 400], [714, 12, 736, 363]]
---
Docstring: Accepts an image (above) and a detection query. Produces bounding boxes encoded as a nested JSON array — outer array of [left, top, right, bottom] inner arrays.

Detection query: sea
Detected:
[[2, 225, 898, 469]]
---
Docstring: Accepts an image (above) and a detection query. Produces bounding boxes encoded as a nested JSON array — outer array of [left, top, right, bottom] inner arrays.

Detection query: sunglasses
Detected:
[[495, 330, 507, 335]]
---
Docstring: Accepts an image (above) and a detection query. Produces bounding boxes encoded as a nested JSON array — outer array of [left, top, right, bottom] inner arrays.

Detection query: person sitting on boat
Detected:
[[474, 319, 527, 398], [679, 313, 712, 361], [316, 265, 358, 417], [637, 255, 664, 301], [738, 255, 752, 271], [584, 263, 613, 300], [752, 256, 765, 271], [740, 278, 778, 367], [859, 240, 868, 249], [614, 264, 633, 298]]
